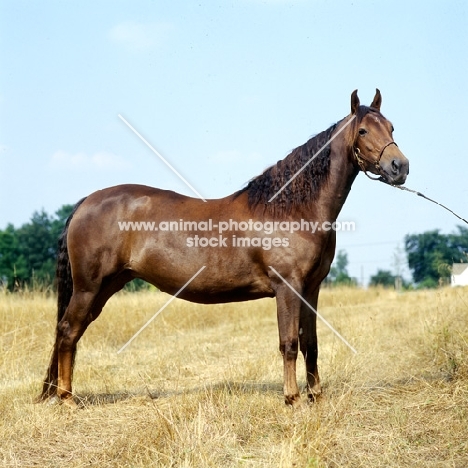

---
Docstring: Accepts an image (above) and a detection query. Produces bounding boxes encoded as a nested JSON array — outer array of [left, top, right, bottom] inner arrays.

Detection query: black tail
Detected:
[[39, 197, 87, 400]]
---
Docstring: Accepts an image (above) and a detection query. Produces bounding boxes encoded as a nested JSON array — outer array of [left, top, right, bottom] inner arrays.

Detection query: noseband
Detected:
[[353, 141, 398, 181]]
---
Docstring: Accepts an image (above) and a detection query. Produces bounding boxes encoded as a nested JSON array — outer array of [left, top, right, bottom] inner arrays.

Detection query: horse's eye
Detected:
[[391, 126, 395, 133], [358, 128, 367, 136]]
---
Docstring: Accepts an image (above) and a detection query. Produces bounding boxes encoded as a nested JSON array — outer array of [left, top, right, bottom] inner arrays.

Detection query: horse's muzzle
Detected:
[[380, 156, 409, 185]]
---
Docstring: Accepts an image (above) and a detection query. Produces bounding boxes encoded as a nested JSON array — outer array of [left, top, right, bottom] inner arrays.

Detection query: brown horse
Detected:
[[40, 89, 409, 407]]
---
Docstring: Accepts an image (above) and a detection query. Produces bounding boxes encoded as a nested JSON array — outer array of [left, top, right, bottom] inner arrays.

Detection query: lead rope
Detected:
[[354, 145, 468, 225], [388, 184, 468, 225]]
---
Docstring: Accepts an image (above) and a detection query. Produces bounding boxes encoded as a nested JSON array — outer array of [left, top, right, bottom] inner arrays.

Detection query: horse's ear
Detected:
[[351, 89, 360, 114], [370, 88, 382, 111]]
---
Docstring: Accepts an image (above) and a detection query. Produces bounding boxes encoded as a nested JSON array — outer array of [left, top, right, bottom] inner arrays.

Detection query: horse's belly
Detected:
[[133, 255, 275, 304]]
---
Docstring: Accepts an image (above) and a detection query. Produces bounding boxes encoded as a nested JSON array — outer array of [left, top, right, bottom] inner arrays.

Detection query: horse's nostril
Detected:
[[391, 159, 401, 175]]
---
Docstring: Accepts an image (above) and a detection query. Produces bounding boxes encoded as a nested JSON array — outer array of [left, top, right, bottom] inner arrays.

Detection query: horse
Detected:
[[40, 89, 409, 408]]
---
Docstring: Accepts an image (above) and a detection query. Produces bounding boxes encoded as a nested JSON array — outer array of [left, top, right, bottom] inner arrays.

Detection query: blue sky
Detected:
[[1, 0, 467, 284]]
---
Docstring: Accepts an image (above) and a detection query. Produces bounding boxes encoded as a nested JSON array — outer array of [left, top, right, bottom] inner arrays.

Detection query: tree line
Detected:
[[330, 227, 468, 288], [0, 205, 74, 290], [1, 204, 467, 290]]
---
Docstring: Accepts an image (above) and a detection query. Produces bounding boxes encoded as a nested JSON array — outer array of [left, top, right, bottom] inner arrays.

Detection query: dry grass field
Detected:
[[0, 286, 467, 467]]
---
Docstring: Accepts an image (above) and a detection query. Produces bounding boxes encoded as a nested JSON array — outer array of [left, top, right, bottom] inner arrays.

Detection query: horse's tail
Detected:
[[39, 197, 87, 400]]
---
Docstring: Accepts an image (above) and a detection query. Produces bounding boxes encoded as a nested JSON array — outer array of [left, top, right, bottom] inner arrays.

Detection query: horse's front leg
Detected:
[[276, 285, 302, 406], [299, 286, 321, 401]]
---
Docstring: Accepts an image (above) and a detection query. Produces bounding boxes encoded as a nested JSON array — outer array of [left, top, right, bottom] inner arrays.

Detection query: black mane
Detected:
[[238, 122, 339, 216]]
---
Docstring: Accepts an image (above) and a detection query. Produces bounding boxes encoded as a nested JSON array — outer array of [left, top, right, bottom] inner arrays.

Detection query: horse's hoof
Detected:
[[284, 393, 301, 407], [308, 389, 322, 403], [45, 394, 78, 409], [62, 397, 79, 410], [45, 395, 61, 406], [306, 382, 322, 402]]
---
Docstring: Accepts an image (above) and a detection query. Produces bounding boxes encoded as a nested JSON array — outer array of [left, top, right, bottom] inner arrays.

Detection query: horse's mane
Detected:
[[237, 106, 375, 217], [236, 122, 338, 217]]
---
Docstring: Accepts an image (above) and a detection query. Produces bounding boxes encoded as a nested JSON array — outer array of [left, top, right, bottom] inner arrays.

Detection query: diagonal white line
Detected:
[[268, 115, 356, 203], [117, 266, 206, 354], [118, 114, 207, 202], [268, 266, 357, 354]]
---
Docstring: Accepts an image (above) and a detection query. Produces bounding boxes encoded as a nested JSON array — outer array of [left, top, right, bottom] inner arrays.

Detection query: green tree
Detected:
[[16, 210, 56, 284], [0, 204, 75, 290], [448, 226, 468, 260], [405, 226, 468, 287], [0, 224, 29, 288], [369, 269, 395, 287], [327, 250, 356, 286]]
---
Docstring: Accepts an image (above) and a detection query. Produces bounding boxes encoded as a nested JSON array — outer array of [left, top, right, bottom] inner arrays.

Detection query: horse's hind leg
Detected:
[[56, 290, 98, 407], [56, 272, 133, 407]]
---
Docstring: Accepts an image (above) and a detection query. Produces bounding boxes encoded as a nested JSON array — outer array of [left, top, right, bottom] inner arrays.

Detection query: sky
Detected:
[[1, 0, 467, 285]]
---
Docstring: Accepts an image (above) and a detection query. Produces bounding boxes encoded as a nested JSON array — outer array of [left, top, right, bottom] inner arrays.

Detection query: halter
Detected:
[[353, 141, 398, 181]]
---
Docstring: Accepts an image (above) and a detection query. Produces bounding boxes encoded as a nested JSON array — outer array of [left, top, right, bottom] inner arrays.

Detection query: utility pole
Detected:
[[393, 245, 404, 292]]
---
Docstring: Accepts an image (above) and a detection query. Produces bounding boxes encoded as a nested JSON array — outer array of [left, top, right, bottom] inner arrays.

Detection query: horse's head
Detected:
[[350, 89, 409, 185]]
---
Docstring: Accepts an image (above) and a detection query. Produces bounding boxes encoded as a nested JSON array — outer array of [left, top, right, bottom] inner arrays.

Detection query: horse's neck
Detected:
[[300, 142, 359, 222]]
